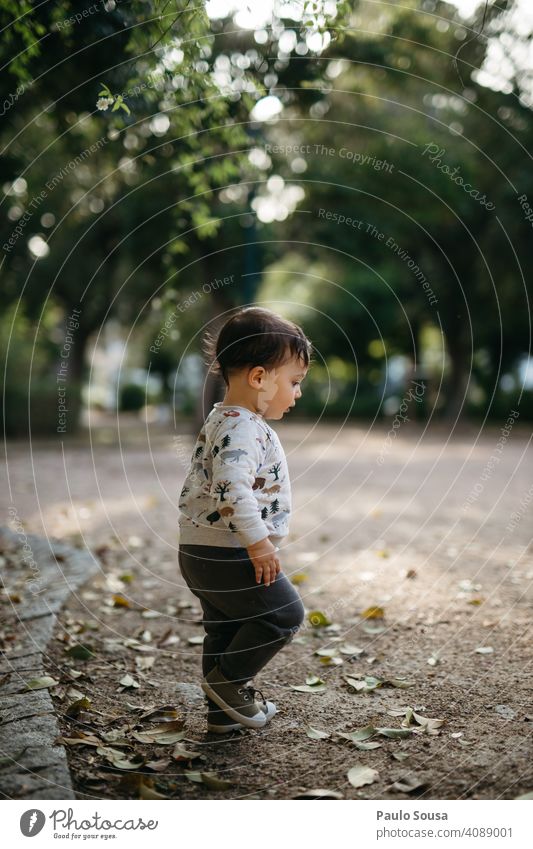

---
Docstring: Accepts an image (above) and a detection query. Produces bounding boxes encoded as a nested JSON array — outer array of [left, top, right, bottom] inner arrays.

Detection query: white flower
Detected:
[[97, 96, 114, 111]]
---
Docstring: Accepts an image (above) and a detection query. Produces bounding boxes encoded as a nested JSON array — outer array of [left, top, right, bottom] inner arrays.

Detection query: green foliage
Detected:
[[119, 383, 147, 411], [1, 0, 531, 426], [256, 0, 533, 418]]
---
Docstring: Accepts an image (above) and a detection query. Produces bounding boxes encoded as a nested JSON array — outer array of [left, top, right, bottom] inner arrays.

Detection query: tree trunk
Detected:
[[63, 326, 89, 434], [444, 335, 471, 421]]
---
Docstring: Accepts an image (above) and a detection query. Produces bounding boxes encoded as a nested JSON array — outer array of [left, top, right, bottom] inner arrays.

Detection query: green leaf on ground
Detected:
[[290, 573, 308, 585], [307, 610, 332, 627], [65, 697, 91, 717], [65, 644, 94, 660], [361, 605, 385, 619]]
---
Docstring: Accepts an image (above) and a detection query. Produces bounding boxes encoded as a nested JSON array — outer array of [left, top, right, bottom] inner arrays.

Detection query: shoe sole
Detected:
[[201, 680, 267, 729], [207, 721, 243, 734]]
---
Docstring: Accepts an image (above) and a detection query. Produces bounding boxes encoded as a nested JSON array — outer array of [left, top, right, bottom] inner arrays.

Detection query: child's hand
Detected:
[[246, 537, 281, 587]]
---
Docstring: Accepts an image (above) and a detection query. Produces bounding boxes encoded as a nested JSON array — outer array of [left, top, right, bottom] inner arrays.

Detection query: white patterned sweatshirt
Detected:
[[178, 402, 291, 548]]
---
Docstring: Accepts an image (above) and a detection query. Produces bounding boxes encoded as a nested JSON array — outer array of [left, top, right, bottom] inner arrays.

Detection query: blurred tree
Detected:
[[254, 0, 532, 419], [0, 0, 351, 432]]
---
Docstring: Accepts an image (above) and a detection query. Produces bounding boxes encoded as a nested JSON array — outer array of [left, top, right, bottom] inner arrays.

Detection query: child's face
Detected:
[[256, 355, 308, 420]]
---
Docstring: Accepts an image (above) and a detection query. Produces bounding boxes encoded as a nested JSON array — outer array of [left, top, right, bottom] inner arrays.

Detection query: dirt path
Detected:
[[2, 414, 532, 799]]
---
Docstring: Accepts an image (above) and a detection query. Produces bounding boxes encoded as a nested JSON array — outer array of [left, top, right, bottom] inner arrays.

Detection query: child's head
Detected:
[[203, 307, 313, 419]]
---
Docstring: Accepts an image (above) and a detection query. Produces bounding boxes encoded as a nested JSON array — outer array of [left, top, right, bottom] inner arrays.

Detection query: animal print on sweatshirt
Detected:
[[178, 402, 291, 548]]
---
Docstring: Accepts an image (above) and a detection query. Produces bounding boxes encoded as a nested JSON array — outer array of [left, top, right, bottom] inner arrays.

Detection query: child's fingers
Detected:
[[261, 558, 272, 587], [265, 559, 278, 586], [252, 557, 278, 586]]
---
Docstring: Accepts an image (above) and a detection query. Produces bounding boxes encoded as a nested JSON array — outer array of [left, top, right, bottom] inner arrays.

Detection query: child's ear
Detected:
[[248, 366, 265, 388]]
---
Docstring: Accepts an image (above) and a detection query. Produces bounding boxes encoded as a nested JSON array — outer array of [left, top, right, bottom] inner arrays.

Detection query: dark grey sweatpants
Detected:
[[178, 544, 305, 710]]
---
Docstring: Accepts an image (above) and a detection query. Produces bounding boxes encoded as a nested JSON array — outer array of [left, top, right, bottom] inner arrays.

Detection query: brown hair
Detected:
[[203, 306, 313, 386]]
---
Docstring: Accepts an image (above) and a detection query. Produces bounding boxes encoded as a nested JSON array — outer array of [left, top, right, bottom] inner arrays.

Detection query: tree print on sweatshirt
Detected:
[[178, 403, 291, 548]]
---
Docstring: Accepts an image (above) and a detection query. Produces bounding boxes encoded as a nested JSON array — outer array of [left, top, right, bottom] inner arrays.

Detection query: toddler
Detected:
[[178, 306, 312, 732]]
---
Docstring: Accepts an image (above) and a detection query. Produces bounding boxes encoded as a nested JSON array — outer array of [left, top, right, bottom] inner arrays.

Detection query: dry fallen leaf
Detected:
[[144, 758, 171, 772], [113, 594, 132, 608], [361, 606, 385, 620], [347, 765, 379, 788], [305, 726, 331, 740], [119, 674, 140, 689], [59, 732, 102, 747], [135, 656, 156, 671], [290, 573, 308, 585], [23, 676, 59, 691], [393, 775, 427, 793], [132, 719, 186, 745], [338, 643, 364, 656], [139, 777, 168, 799], [337, 725, 377, 743], [391, 707, 445, 734], [171, 743, 202, 762], [290, 680, 327, 694], [375, 727, 414, 739], [185, 771, 233, 790], [292, 789, 343, 799], [97, 746, 145, 770]]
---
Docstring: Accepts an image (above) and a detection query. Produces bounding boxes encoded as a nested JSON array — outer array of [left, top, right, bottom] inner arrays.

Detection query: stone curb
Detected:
[[0, 527, 99, 800]]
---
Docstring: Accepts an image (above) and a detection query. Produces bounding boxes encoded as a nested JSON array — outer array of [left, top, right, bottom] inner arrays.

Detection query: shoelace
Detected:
[[237, 684, 267, 706]]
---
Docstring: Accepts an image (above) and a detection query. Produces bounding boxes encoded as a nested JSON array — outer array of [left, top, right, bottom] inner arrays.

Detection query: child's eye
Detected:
[[292, 381, 300, 386]]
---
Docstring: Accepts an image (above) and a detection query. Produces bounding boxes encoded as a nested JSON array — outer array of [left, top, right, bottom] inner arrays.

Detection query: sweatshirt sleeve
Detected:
[[209, 416, 269, 547]]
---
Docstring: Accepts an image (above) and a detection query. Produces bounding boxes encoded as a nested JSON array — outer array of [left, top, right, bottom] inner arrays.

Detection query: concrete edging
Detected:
[[0, 527, 99, 800]]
